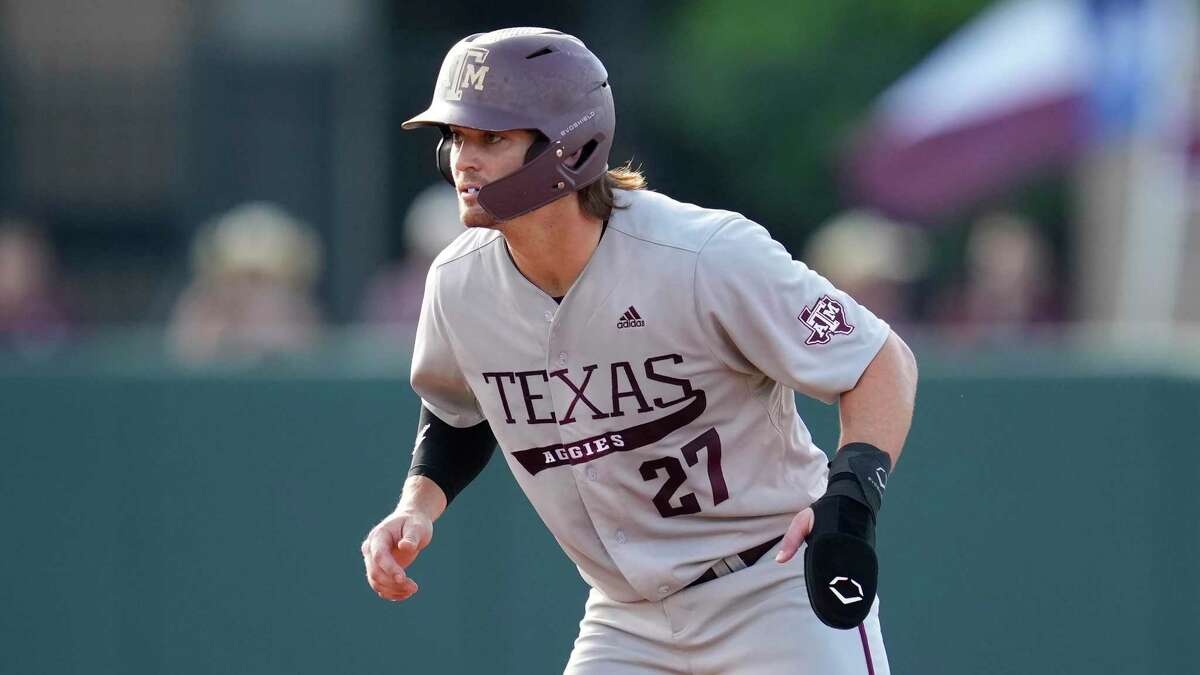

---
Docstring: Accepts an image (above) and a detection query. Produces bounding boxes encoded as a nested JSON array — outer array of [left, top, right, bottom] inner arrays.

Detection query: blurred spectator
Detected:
[[361, 183, 462, 334], [804, 210, 929, 327], [932, 212, 1062, 344], [168, 202, 324, 364], [0, 217, 72, 355]]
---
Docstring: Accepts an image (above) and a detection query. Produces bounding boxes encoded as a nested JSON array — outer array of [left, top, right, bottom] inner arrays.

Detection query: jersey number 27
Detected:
[[638, 428, 729, 518]]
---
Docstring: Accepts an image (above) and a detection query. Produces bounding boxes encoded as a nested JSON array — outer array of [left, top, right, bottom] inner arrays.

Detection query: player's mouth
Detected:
[[458, 183, 482, 203]]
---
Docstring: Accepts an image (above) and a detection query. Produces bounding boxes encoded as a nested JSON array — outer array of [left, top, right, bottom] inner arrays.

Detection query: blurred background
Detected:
[[0, 0, 1197, 673]]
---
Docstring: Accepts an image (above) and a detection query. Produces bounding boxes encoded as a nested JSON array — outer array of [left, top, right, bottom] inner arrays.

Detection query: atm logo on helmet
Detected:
[[447, 47, 490, 101]]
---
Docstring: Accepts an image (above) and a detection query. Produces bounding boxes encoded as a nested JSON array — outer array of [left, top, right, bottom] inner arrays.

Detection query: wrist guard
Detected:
[[824, 442, 891, 517]]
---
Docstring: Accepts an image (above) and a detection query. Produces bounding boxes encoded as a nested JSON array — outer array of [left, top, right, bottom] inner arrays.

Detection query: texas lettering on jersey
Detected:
[[480, 353, 703, 476]]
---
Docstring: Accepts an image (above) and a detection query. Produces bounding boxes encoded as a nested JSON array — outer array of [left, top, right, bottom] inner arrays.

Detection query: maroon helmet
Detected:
[[402, 27, 615, 221]]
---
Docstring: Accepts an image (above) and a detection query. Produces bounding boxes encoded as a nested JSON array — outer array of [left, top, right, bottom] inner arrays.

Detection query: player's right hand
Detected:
[[361, 510, 433, 602]]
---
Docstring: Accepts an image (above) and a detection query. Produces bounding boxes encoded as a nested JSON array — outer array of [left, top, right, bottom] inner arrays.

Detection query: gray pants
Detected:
[[564, 542, 888, 675]]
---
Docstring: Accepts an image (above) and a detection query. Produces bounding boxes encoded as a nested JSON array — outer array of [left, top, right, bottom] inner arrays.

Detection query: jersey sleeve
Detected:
[[410, 263, 486, 428], [694, 218, 891, 404]]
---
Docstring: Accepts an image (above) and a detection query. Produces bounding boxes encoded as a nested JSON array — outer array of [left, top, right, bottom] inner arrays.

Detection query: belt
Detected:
[[685, 535, 785, 589]]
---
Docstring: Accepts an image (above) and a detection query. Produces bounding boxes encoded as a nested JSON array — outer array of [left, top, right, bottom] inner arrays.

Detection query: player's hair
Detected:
[[579, 162, 646, 221]]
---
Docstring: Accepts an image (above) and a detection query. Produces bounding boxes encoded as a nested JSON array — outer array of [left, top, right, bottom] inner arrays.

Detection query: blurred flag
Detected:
[[845, 0, 1198, 221]]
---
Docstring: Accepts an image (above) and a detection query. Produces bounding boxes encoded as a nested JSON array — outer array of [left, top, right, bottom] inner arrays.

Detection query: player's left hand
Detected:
[[775, 507, 815, 564], [797, 494, 879, 629], [776, 499, 879, 630], [776, 443, 891, 630]]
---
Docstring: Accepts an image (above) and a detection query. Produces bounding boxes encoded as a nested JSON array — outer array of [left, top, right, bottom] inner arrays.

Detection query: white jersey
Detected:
[[411, 189, 890, 603]]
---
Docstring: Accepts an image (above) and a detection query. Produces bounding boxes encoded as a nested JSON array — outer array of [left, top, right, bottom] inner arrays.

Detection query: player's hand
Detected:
[[775, 507, 815, 564], [361, 509, 433, 602], [797, 495, 880, 630]]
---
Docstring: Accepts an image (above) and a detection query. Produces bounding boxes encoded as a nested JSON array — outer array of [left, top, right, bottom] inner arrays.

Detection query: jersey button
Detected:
[[543, 310, 553, 322], [557, 352, 567, 365], [657, 585, 671, 596], [585, 466, 598, 481], [615, 529, 627, 544]]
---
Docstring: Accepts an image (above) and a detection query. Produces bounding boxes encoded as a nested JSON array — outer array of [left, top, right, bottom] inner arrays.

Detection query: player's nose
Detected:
[[452, 141, 481, 177]]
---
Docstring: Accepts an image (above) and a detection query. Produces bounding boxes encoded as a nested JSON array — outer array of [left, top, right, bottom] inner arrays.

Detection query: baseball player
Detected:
[[362, 27, 918, 674]]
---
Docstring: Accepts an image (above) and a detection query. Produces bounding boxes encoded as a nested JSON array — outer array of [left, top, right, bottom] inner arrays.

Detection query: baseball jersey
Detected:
[[411, 189, 891, 603]]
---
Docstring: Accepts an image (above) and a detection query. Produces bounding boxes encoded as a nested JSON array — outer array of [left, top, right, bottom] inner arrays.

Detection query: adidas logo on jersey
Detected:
[[617, 306, 645, 329]]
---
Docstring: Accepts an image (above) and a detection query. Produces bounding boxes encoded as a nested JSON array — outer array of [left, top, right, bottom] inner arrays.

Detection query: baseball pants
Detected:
[[563, 541, 888, 675]]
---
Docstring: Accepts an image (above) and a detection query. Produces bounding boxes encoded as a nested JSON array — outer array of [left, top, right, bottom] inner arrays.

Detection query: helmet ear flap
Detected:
[[524, 133, 550, 163], [436, 127, 455, 186]]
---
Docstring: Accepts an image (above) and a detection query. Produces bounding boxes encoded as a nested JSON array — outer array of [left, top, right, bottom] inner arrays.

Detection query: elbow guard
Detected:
[[407, 405, 497, 505]]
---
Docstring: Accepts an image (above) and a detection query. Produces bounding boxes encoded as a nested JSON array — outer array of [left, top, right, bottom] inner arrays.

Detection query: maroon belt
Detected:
[[685, 535, 785, 589]]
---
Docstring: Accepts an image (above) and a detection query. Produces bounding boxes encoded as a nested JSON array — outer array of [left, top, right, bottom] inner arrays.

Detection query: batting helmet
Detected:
[[402, 27, 615, 221]]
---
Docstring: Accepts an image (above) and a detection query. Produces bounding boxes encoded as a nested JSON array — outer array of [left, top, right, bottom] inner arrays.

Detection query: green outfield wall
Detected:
[[1, 366, 1196, 674]]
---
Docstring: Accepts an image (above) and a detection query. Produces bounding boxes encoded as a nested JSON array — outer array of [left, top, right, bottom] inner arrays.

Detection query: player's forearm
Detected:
[[837, 331, 918, 467], [396, 475, 449, 523]]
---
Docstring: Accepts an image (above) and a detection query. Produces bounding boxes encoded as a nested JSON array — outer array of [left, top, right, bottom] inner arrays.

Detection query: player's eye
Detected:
[[450, 131, 464, 146], [484, 133, 504, 145]]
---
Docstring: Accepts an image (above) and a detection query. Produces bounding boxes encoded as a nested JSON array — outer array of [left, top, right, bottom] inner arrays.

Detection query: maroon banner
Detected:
[[512, 391, 707, 476]]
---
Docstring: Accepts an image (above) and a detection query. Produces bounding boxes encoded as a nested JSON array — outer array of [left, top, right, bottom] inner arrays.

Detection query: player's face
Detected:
[[448, 126, 537, 229]]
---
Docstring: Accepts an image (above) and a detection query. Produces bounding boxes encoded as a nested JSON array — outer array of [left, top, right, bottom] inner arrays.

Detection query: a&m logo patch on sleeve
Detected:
[[798, 295, 855, 346]]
